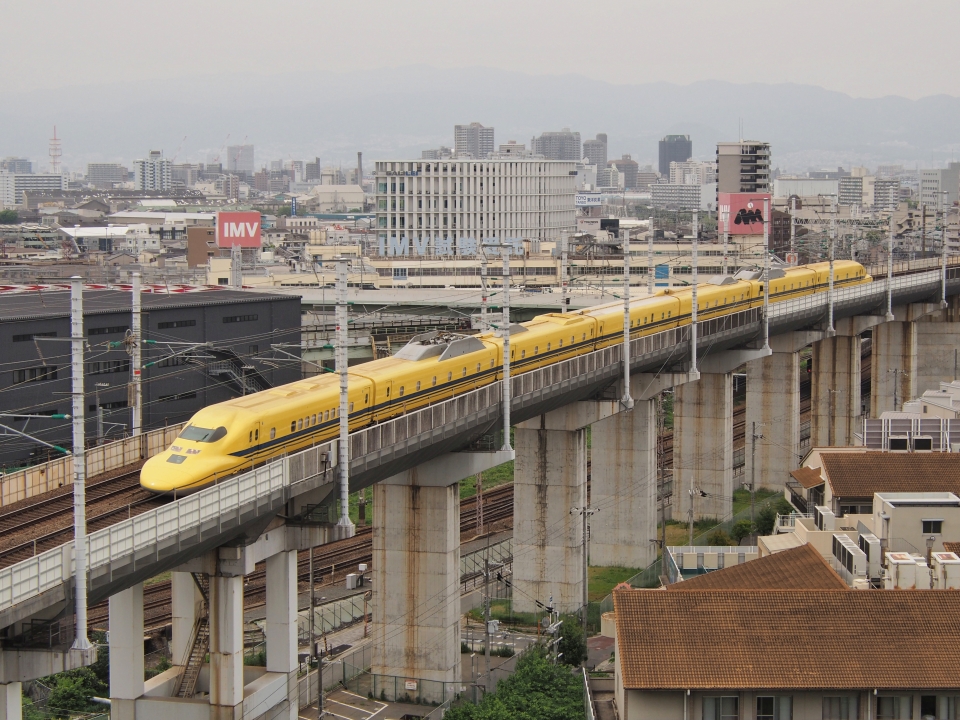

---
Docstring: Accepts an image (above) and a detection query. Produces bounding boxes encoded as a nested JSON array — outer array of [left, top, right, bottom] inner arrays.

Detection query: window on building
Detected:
[[923, 519, 943, 534], [876, 696, 912, 720], [822, 696, 858, 719], [158, 392, 197, 402], [756, 696, 792, 720], [157, 319, 196, 329], [223, 314, 258, 324], [702, 696, 739, 720], [13, 366, 57, 384], [13, 331, 56, 342], [88, 325, 129, 336]]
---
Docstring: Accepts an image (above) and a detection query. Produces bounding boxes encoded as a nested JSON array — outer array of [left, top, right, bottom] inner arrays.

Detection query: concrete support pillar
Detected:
[[109, 583, 144, 720], [745, 352, 800, 490], [871, 321, 917, 416], [371, 481, 461, 685], [171, 572, 201, 666], [590, 399, 657, 569], [265, 550, 298, 720], [811, 335, 861, 448], [674, 373, 733, 519], [209, 574, 244, 717], [916, 297, 960, 393], [513, 417, 585, 614], [0, 683, 21, 720]]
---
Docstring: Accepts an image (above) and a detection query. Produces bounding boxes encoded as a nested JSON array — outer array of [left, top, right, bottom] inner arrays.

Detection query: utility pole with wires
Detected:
[[722, 209, 730, 276], [828, 200, 837, 336], [762, 198, 770, 351], [688, 477, 695, 546], [480, 249, 489, 328], [621, 230, 634, 409], [70, 277, 92, 651], [690, 212, 700, 379], [500, 245, 513, 451], [750, 422, 763, 528], [656, 392, 667, 582], [475, 472, 484, 534], [886, 219, 895, 321], [570, 505, 598, 638], [647, 216, 654, 295], [336, 257, 355, 538], [131, 272, 142, 437], [560, 232, 569, 313]]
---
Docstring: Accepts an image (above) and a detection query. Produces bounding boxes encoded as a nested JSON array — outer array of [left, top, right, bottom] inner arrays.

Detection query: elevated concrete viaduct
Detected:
[[0, 262, 957, 719]]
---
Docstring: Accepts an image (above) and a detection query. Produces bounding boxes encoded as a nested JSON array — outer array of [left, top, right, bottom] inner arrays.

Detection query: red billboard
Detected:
[[216, 211, 262, 248], [718, 193, 771, 236]]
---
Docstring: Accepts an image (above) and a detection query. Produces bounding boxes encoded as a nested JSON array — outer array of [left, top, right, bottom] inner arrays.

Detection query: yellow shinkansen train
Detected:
[[140, 261, 870, 493]]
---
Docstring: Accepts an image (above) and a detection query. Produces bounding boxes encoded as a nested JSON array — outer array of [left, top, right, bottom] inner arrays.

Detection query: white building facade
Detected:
[[373, 158, 576, 257], [0, 172, 64, 208], [133, 151, 172, 191]]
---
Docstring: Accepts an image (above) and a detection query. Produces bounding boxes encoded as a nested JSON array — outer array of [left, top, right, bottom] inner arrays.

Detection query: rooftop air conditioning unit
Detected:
[[888, 435, 910, 452], [885, 552, 918, 589], [912, 436, 934, 452], [933, 552, 960, 589], [858, 533, 882, 580]]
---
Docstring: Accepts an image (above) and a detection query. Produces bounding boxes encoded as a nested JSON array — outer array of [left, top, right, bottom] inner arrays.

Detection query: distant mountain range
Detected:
[[2, 66, 958, 173]]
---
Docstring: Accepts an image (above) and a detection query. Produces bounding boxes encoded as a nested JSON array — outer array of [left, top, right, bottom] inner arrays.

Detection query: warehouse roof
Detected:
[[667, 544, 845, 591], [821, 452, 960, 497], [0, 288, 299, 322], [614, 589, 960, 690]]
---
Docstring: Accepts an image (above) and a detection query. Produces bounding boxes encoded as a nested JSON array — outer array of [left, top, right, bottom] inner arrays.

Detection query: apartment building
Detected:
[[659, 134, 692, 176], [454, 123, 494, 159], [583, 133, 608, 167], [531, 128, 581, 161], [919, 163, 960, 209], [373, 157, 576, 253], [133, 151, 172, 192], [717, 141, 771, 195], [0, 172, 64, 208]]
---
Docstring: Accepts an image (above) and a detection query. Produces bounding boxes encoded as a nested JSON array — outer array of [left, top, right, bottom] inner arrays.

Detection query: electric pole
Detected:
[[750, 422, 763, 528], [131, 272, 142, 437], [570, 505, 598, 638], [621, 230, 633, 409], [70, 277, 92, 651], [336, 257, 355, 538]]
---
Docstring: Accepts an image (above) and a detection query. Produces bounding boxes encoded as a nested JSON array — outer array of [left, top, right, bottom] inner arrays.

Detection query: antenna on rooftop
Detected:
[[49, 126, 62, 174]]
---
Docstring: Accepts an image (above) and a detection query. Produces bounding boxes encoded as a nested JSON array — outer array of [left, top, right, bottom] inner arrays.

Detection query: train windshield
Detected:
[[179, 425, 227, 443]]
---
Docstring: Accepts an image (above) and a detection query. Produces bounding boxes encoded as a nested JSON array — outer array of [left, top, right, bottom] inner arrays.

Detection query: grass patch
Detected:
[[467, 600, 541, 629], [588, 565, 641, 602], [733, 486, 779, 515], [146, 571, 171, 586], [460, 461, 514, 500]]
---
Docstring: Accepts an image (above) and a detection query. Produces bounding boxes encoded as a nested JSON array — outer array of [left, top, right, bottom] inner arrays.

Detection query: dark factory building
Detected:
[[0, 287, 301, 469]]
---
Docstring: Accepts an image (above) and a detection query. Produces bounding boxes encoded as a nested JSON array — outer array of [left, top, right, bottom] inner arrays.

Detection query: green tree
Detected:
[[557, 618, 588, 667], [707, 529, 733, 546], [445, 647, 585, 720], [755, 497, 794, 536], [0, 209, 18, 224], [731, 519, 755, 543], [46, 668, 106, 714]]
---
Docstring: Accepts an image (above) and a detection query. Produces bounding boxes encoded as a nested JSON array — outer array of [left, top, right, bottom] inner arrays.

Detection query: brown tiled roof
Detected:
[[944, 542, 960, 555], [821, 452, 960, 497], [790, 466, 825, 489], [614, 589, 960, 690], [667, 544, 846, 591]]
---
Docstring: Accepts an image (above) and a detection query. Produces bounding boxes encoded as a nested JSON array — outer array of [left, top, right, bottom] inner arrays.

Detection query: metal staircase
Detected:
[[173, 574, 209, 699], [205, 348, 271, 395]]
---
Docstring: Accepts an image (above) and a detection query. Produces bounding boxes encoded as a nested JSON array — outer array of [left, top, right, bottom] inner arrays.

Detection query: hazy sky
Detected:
[[6, 0, 960, 100]]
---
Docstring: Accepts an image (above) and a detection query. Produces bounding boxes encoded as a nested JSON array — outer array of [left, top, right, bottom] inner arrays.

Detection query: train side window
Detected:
[[448, 371, 453, 381], [582, 333, 586, 341], [349, 402, 355, 412], [324, 410, 329, 421], [290, 421, 296, 432], [558, 339, 563, 347], [521, 350, 526, 359], [255, 429, 259, 441], [399, 386, 404, 397], [298, 419, 303, 431], [386, 387, 391, 397], [534, 346, 538, 354], [432, 376, 437, 386], [476, 363, 481, 372], [312, 414, 317, 424], [571, 336, 575, 343], [462, 367, 467, 377], [249, 431, 253, 443], [270, 428, 275, 440], [547, 342, 551, 351], [490, 359, 494, 367], [416, 381, 421, 391], [365, 393, 369, 403], [305, 416, 310, 427]]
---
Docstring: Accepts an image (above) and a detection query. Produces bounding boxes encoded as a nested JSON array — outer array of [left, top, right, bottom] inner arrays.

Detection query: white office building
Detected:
[[919, 164, 960, 210], [373, 158, 576, 256], [0, 172, 64, 208], [133, 151, 172, 191]]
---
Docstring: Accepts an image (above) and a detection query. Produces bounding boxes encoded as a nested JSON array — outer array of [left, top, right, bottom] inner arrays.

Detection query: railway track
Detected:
[[89, 482, 517, 632]]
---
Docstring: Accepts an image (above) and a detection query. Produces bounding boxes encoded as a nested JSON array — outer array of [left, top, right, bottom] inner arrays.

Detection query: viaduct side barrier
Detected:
[[0, 425, 186, 507], [0, 266, 957, 628]]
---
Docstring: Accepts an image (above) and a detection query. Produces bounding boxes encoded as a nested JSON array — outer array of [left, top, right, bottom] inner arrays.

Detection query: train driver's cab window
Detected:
[[179, 425, 228, 443]]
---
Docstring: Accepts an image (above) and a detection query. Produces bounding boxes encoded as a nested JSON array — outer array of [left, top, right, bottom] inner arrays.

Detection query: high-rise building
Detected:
[[0, 172, 64, 208], [659, 135, 692, 176], [919, 163, 960, 210], [716, 141, 771, 195], [583, 134, 608, 167], [305, 158, 322, 181], [608, 155, 639, 189], [422, 147, 454, 160], [454, 123, 494, 159], [532, 129, 582, 161], [874, 179, 901, 211], [838, 176, 864, 207], [374, 157, 575, 251], [226, 144, 255, 176], [669, 161, 716, 186], [133, 151, 172, 191], [171, 163, 201, 188], [87, 163, 128, 187], [1, 157, 32, 174]]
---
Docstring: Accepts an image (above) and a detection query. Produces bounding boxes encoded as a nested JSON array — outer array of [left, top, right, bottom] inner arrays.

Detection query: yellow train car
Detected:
[[142, 260, 873, 494]]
